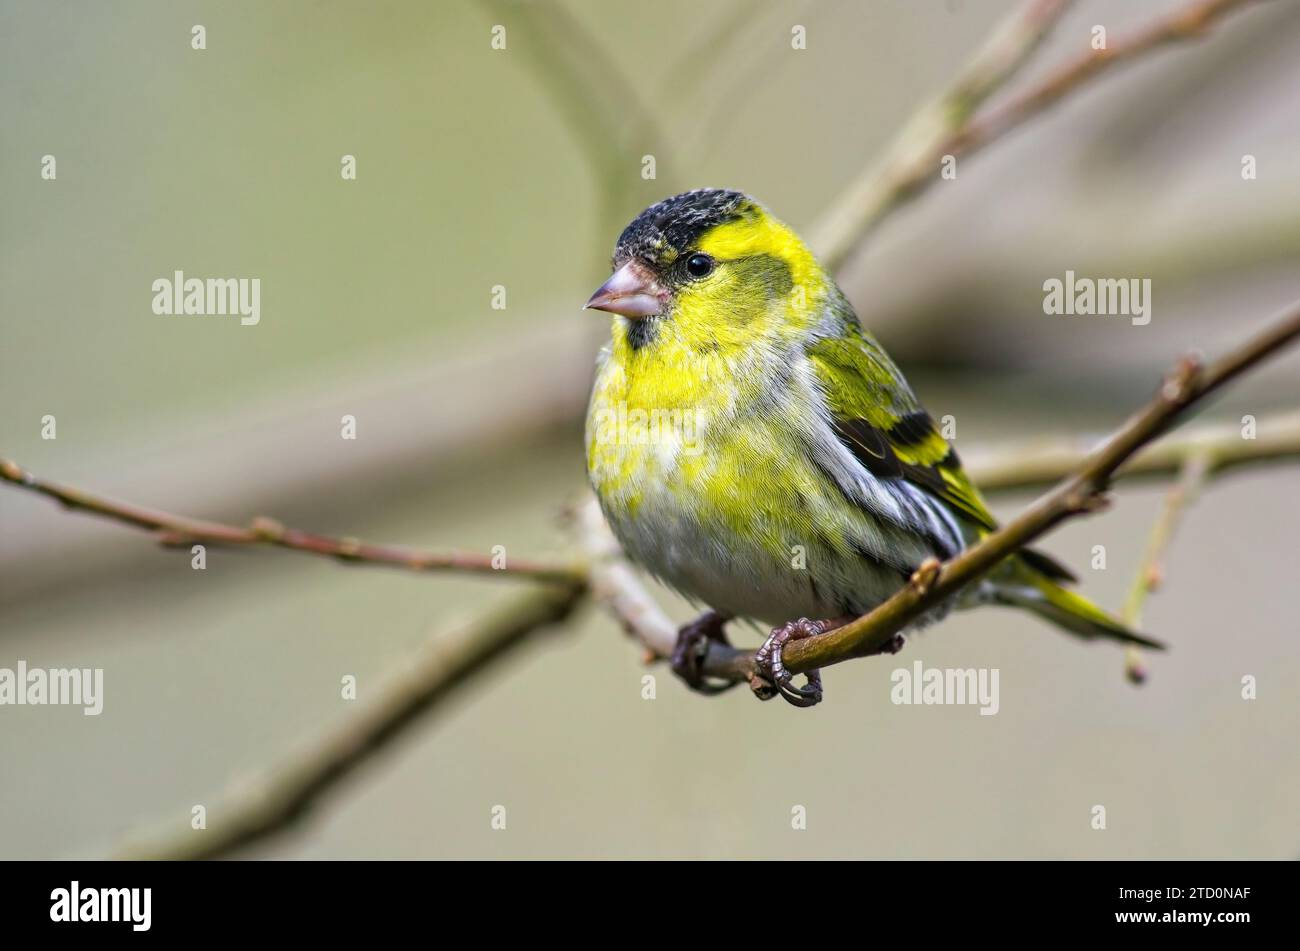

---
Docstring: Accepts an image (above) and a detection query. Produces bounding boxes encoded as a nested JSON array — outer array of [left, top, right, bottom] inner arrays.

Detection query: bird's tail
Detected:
[[991, 553, 1167, 650]]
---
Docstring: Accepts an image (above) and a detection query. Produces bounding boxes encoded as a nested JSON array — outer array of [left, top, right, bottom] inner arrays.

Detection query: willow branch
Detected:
[[811, 0, 1267, 271], [115, 582, 586, 860], [0, 459, 584, 585], [683, 300, 1300, 686]]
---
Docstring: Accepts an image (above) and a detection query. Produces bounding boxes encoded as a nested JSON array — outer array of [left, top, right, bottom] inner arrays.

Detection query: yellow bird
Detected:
[[584, 189, 1164, 706]]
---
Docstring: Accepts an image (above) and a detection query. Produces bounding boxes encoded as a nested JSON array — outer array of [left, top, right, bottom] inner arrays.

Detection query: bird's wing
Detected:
[[806, 327, 996, 526], [805, 325, 1079, 583]]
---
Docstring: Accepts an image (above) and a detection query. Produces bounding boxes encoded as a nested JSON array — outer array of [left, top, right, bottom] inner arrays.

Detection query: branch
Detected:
[[811, 0, 1267, 271], [1120, 449, 1214, 683], [684, 300, 1300, 687], [949, 0, 1268, 157], [0, 459, 584, 585], [963, 409, 1300, 491], [808, 0, 1074, 267], [1122, 452, 1214, 625], [572, 494, 677, 659], [115, 582, 586, 860]]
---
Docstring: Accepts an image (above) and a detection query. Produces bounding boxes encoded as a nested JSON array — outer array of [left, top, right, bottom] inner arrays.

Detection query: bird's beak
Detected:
[[584, 262, 665, 318]]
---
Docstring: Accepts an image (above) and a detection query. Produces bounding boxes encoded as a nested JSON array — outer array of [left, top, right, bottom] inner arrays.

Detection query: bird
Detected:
[[583, 188, 1165, 707]]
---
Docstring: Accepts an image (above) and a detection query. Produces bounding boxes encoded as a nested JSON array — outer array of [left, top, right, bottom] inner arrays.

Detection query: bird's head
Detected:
[[585, 189, 828, 352]]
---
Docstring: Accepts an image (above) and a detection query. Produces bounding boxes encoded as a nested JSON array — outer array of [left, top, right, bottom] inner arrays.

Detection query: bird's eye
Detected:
[[685, 253, 714, 278]]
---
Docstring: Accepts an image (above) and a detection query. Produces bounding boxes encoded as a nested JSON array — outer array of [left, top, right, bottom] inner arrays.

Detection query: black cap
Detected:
[[613, 189, 754, 268]]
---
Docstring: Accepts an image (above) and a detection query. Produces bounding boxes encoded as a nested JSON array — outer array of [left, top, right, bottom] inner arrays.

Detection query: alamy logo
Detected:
[[1042, 270, 1151, 326], [152, 270, 260, 325], [50, 881, 151, 931], [0, 661, 103, 715], [890, 661, 999, 715], [590, 402, 704, 456]]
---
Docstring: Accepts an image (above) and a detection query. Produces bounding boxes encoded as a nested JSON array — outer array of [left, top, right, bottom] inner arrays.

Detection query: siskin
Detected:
[[584, 189, 1164, 707]]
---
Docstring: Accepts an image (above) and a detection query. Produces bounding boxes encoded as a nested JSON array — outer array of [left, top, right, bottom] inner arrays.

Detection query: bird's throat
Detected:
[[623, 315, 662, 351]]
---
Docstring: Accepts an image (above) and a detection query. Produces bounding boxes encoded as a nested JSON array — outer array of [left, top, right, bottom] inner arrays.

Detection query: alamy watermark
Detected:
[[0, 661, 103, 715], [50, 881, 150, 931], [152, 270, 260, 326], [890, 660, 999, 716], [590, 401, 704, 456], [1043, 270, 1151, 326]]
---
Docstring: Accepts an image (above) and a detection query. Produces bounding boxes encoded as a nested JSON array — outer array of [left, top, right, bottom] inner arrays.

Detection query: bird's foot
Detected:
[[751, 617, 840, 708], [670, 610, 737, 695]]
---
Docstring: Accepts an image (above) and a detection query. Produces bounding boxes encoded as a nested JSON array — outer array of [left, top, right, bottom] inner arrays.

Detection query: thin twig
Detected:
[[1120, 449, 1215, 683], [811, 0, 1267, 271], [0, 459, 585, 585], [964, 410, 1300, 491], [114, 582, 586, 860], [950, 0, 1268, 156], [809, 0, 1076, 268]]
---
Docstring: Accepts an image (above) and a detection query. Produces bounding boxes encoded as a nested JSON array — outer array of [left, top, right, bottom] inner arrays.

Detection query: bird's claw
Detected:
[[670, 611, 737, 695], [751, 617, 831, 708]]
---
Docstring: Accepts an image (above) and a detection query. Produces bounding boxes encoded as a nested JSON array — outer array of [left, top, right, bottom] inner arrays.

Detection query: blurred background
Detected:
[[1, 0, 1297, 859]]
